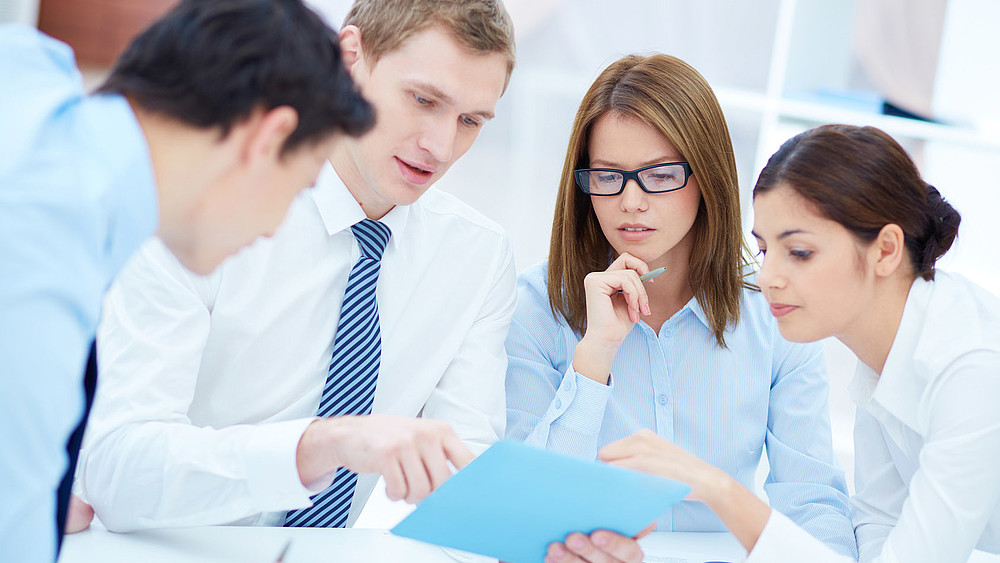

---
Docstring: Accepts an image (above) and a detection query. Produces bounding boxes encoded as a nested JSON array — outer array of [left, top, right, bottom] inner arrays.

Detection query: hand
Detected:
[[601, 431, 772, 554], [65, 494, 95, 533], [544, 524, 654, 563], [574, 253, 652, 383], [598, 429, 725, 503], [296, 415, 474, 504]]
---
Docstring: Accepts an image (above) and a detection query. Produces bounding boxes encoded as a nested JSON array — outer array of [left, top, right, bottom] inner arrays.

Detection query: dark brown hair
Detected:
[[753, 124, 960, 280], [548, 54, 754, 347]]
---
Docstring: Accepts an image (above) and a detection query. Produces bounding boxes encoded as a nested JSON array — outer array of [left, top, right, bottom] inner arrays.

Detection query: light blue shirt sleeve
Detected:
[[505, 262, 855, 557], [0, 25, 157, 563], [505, 263, 614, 459], [764, 333, 857, 559]]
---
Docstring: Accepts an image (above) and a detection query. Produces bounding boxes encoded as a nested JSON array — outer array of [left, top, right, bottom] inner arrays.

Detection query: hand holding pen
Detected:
[[573, 253, 664, 384]]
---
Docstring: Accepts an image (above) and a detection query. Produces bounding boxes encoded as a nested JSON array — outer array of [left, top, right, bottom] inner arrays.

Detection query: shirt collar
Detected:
[[309, 161, 408, 250], [684, 296, 711, 329], [849, 277, 934, 433]]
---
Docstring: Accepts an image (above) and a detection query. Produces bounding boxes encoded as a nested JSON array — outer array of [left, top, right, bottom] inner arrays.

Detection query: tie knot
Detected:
[[351, 219, 391, 260]]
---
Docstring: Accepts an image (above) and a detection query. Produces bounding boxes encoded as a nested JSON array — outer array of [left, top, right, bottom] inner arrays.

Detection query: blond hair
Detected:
[[344, 0, 516, 88], [548, 54, 755, 347]]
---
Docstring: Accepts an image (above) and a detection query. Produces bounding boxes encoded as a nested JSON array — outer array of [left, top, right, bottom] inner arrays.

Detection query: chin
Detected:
[[181, 254, 223, 276], [774, 318, 826, 344]]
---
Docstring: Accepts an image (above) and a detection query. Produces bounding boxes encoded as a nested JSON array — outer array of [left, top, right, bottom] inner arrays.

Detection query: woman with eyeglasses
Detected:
[[504, 54, 856, 562], [591, 124, 1000, 563]]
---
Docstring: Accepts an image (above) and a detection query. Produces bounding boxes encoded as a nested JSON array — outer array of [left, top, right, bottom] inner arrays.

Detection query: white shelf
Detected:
[[713, 86, 1000, 152]]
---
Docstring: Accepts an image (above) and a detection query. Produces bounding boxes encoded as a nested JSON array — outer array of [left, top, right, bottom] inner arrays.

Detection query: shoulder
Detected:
[[414, 188, 508, 242], [731, 280, 781, 343], [917, 272, 1000, 373], [0, 27, 84, 176], [508, 260, 572, 350], [513, 261, 564, 327]]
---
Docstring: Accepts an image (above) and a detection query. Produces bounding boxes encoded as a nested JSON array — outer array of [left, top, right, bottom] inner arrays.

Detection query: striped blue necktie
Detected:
[[284, 218, 391, 528]]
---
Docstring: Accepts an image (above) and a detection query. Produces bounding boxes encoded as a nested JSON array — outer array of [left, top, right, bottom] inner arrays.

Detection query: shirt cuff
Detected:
[[747, 509, 847, 563], [547, 367, 613, 436], [244, 417, 326, 512]]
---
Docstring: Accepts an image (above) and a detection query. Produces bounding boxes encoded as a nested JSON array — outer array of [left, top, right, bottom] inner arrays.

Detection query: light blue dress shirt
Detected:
[[0, 26, 158, 562], [506, 261, 857, 558]]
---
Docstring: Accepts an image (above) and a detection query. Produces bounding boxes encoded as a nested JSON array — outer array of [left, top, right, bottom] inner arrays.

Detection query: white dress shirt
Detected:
[[748, 271, 1000, 563], [78, 163, 517, 531]]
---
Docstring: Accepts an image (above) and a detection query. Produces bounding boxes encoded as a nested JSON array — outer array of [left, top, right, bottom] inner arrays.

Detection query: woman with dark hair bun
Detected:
[[593, 124, 1000, 563]]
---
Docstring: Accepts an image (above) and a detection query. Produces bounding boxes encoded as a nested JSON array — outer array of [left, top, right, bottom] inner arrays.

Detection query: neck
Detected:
[[642, 239, 695, 328], [131, 102, 231, 249], [329, 140, 393, 220], [837, 273, 914, 375]]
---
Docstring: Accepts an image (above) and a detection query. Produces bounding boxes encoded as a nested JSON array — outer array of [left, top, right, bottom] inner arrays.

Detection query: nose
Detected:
[[417, 116, 456, 164], [756, 251, 785, 291], [619, 178, 648, 212]]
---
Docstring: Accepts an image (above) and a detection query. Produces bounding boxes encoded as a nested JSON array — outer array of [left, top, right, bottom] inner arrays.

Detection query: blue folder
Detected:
[[391, 440, 691, 563]]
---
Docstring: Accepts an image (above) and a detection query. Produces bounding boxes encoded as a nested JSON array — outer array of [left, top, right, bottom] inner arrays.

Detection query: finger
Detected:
[[417, 435, 453, 494], [599, 428, 661, 461], [608, 252, 650, 275], [598, 435, 640, 462], [65, 495, 94, 534], [398, 444, 432, 503], [441, 431, 475, 470], [591, 530, 645, 563], [619, 275, 649, 319], [546, 541, 579, 563], [382, 459, 407, 501], [563, 532, 620, 563]]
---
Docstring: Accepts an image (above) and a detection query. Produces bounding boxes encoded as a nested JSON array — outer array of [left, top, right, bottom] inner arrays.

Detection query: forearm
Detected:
[[572, 337, 619, 385], [80, 418, 314, 531], [296, 417, 349, 486], [701, 471, 771, 553]]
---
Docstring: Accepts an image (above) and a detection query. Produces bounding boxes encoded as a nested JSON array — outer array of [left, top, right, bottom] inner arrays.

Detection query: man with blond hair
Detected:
[[76, 0, 517, 530]]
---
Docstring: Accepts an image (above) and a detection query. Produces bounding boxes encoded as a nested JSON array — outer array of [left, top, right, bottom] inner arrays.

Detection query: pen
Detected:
[[274, 539, 292, 563], [639, 267, 666, 283]]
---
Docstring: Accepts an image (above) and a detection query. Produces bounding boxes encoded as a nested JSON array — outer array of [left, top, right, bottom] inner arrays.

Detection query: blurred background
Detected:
[[6, 0, 999, 507]]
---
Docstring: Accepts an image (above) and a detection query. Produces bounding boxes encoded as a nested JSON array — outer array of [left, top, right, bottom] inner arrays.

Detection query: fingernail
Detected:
[[594, 533, 608, 547], [568, 535, 585, 549], [642, 303, 651, 315]]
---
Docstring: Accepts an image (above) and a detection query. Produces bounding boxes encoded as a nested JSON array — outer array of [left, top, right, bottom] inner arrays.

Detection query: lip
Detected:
[[617, 223, 655, 242], [769, 303, 799, 318], [395, 156, 436, 185]]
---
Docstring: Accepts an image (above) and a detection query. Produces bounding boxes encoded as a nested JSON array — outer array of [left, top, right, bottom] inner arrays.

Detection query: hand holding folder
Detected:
[[391, 441, 690, 563]]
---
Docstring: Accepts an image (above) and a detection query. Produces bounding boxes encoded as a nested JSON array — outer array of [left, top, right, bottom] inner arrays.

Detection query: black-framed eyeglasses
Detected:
[[574, 162, 693, 196]]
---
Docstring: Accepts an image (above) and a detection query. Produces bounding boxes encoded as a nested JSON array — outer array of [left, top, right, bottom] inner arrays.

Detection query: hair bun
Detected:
[[919, 183, 961, 275]]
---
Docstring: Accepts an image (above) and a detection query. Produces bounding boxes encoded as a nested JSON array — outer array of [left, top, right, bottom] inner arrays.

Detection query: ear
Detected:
[[870, 223, 906, 277], [243, 106, 299, 167], [338, 25, 365, 76]]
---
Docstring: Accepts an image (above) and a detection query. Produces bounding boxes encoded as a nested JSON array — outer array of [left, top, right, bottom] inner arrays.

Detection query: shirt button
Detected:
[[657, 394, 668, 406], [664, 329, 673, 338], [554, 399, 563, 409]]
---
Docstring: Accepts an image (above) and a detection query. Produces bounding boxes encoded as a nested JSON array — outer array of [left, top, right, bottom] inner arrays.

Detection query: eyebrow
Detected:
[[407, 80, 495, 120], [751, 228, 811, 241], [589, 155, 681, 169]]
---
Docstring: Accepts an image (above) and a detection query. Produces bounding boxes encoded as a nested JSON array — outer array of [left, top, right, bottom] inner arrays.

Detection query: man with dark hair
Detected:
[[78, 0, 518, 533], [0, 0, 373, 560]]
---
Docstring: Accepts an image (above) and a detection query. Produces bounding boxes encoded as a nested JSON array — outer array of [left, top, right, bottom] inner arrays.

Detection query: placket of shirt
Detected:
[[644, 318, 677, 530]]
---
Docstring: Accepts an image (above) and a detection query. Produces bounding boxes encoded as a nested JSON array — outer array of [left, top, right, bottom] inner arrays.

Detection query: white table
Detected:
[[59, 524, 747, 563]]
